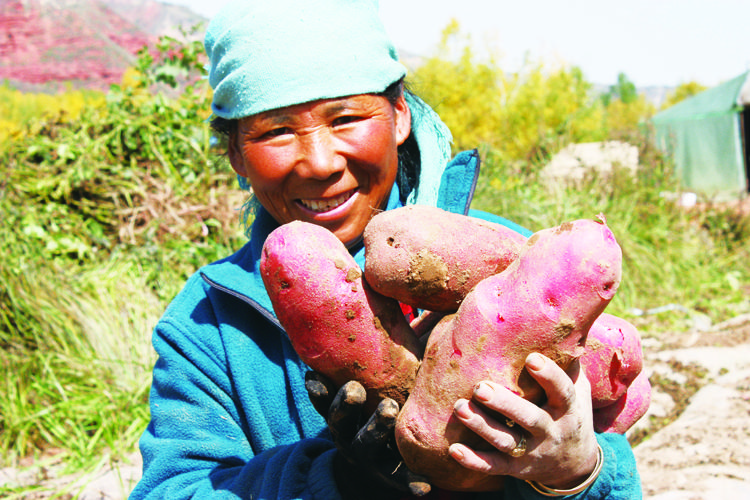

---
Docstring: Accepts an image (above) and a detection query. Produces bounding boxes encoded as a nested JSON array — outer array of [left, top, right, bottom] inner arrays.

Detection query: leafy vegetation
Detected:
[[409, 20, 607, 162], [1, 24, 748, 496], [472, 130, 750, 328], [661, 81, 709, 109], [0, 35, 247, 490], [0, 83, 105, 146]]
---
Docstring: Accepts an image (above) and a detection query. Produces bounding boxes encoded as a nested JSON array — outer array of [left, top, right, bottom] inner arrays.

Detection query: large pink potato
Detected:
[[582, 313, 644, 409], [394, 218, 623, 491], [260, 221, 423, 410], [363, 205, 527, 312]]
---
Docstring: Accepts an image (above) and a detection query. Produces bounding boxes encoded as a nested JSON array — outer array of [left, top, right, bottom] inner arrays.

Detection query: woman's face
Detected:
[[229, 93, 411, 247]]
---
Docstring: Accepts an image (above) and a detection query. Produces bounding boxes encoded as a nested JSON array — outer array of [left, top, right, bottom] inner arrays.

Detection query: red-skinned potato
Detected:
[[582, 313, 644, 409], [593, 370, 652, 434], [394, 218, 623, 491], [363, 205, 527, 312], [260, 221, 423, 411]]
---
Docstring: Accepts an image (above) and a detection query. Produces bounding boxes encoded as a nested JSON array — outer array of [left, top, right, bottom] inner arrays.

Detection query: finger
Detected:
[[350, 398, 399, 461], [406, 477, 432, 497], [409, 310, 447, 339], [525, 353, 581, 412], [568, 358, 592, 396], [365, 447, 432, 496], [369, 449, 432, 496], [304, 371, 335, 418], [381, 461, 432, 497], [350, 399, 433, 496], [329, 381, 367, 444], [448, 442, 509, 475], [466, 381, 553, 436], [453, 398, 526, 454], [368, 458, 432, 496]]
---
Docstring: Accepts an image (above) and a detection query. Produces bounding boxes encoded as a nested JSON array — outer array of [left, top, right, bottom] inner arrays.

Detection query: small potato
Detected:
[[593, 370, 652, 434], [582, 313, 644, 409]]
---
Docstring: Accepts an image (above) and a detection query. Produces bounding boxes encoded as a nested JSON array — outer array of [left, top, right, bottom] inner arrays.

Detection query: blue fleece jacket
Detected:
[[130, 150, 641, 500]]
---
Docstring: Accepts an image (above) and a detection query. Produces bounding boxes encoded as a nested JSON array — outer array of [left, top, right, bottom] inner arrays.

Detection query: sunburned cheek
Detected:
[[241, 145, 297, 186], [347, 123, 396, 160]]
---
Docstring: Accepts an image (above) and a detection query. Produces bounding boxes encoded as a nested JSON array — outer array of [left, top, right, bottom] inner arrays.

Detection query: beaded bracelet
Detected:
[[525, 443, 604, 497]]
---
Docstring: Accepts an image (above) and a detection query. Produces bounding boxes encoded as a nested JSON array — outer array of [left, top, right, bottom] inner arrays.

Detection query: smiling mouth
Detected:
[[299, 190, 356, 213]]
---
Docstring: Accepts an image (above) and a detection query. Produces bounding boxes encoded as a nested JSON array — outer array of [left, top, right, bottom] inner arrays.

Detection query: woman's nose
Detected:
[[296, 130, 345, 180]]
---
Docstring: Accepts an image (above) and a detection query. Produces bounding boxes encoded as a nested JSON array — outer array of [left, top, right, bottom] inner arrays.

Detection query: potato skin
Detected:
[[593, 370, 652, 434], [394, 218, 623, 491], [582, 313, 644, 409], [363, 205, 527, 312], [260, 221, 423, 410]]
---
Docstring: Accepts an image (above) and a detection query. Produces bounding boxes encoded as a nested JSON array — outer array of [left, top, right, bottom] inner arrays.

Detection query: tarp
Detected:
[[652, 71, 749, 196]]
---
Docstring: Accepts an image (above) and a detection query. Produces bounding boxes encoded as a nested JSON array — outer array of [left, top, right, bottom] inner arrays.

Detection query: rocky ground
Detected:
[[631, 313, 750, 499], [2, 314, 750, 499]]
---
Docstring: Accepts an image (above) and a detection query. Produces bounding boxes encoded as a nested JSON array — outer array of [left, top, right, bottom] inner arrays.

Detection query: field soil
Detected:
[[631, 313, 750, 499], [2, 315, 750, 499]]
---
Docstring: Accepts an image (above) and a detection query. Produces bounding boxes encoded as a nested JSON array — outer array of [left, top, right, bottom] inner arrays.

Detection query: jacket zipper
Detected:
[[464, 149, 481, 215], [200, 272, 285, 333]]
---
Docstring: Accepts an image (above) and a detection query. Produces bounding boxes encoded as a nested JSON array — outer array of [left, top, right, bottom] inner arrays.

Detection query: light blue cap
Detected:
[[205, 0, 408, 119]]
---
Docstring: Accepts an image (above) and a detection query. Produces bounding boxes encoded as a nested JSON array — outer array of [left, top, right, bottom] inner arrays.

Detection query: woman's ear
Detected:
[[394, 94, 412, 146], [227, 131, 249, 178]]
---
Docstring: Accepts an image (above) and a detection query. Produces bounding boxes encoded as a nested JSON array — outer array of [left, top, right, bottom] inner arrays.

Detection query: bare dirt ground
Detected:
[[631, 313, 750, 499], [3, 314, 750, 499]]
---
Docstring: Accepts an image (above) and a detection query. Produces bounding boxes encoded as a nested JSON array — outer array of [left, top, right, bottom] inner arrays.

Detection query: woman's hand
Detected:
[[305, 372, 431, 499], [447, 353, 599, 489]]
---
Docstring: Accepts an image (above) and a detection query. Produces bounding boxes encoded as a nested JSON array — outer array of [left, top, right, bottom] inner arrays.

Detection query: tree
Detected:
[[602, 72, 638, 106], [599, 72, 655, 135], [408, 22, 604, 161], [661, 81, 708, 110]]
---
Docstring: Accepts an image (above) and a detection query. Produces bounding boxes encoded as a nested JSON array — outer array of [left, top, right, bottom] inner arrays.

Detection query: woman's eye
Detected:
[[261, 127, 292, 139], [332, 115, 364, 127]]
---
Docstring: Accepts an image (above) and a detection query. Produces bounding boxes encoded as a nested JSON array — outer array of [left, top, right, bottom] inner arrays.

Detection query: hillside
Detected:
[[105, 0, 207, 40], [0, 0, 205, 91]]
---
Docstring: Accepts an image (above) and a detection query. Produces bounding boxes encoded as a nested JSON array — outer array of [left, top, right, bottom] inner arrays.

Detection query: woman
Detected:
[[130, 0, 641, 498]]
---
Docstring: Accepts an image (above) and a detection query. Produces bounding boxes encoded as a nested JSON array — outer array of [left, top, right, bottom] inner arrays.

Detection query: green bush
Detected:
[[408, 21, 608, 162], [0, 35, 247, 481], [473, 126, 750, 329]]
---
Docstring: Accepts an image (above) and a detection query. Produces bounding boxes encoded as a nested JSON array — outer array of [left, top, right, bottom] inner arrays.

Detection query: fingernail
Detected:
[[527, 352, 545, 371], [474, 382, 493, 402], [448, 444, 464, 460], [454, 399, 471, 418]]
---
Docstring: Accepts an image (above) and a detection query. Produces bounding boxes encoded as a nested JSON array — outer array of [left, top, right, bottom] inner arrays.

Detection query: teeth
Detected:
[[301, 191, 353, 213]]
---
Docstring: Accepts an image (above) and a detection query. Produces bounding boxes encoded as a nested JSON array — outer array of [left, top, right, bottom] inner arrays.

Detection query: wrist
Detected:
[[525, 442, 604, 497], [544, 440, 600, 490]]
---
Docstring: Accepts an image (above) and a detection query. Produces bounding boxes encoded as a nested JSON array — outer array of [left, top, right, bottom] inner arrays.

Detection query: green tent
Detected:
[[652, 71, 750, 197]]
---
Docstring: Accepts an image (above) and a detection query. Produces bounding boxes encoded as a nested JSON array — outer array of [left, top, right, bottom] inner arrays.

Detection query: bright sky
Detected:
[[167, 0, 750, 88]]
